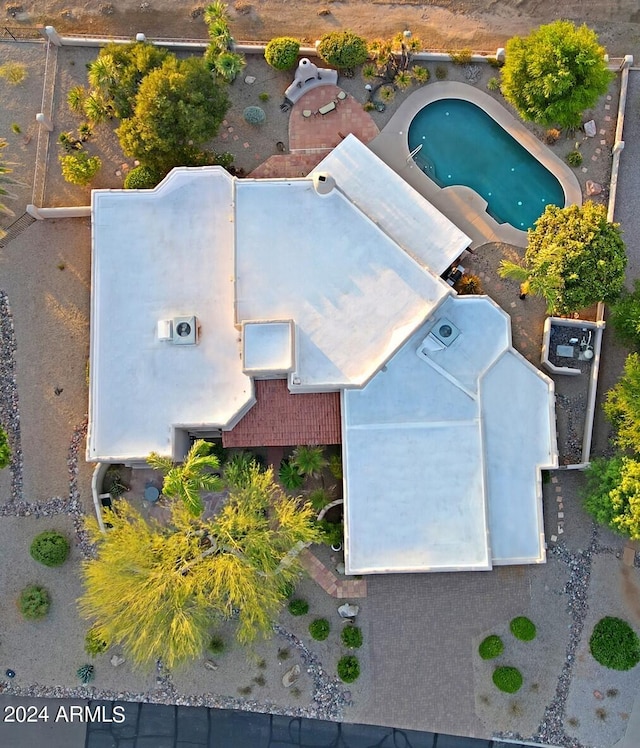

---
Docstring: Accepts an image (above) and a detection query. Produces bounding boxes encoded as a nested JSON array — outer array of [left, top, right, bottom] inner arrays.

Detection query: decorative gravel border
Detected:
[[0, 290, 23, 503]]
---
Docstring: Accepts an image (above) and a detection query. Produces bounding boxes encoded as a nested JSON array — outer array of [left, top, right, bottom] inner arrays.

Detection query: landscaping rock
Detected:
[[110, 655, 125, 667], [335, 562, 345, 575], [244, 76, 256, 85], [203, 659, 218, 671], [338, 603, 359, 619], [282, 664, 300, 688], [584, 120, 597, 137], [586, 180, 603, 196]]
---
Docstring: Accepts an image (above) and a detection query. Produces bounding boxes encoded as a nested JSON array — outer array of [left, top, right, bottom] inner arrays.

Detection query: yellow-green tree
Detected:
[[605, 353, 640, 454], [79, 464, 320, 670]]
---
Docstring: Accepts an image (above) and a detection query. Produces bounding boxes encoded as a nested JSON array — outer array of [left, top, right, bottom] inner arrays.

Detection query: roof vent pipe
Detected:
[[312, 172, 335, 196]]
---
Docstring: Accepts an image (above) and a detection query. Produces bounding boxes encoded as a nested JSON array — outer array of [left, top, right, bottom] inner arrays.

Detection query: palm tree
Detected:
[[147, 439, 223, 516], [204, 0, 230, 26], [83, 92, 111, 125], [207, 20, 232, 53], [87, 54, 118, 95], [291, 445, 328, 481], [67, 85, 87, 114], [214, 51, 245, 82], [499, 259, 562, 314]]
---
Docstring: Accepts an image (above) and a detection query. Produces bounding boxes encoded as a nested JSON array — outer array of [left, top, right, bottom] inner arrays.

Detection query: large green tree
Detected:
[[499, 202, 626, 314], [604, 354, 640, 454], [583, 456, 640, 539], [116, 56, 229, 172], [317, 30, 369, 72], [80, 464, 320, 670], [148, 439, 223, 517], [501, 21, 612, 128]]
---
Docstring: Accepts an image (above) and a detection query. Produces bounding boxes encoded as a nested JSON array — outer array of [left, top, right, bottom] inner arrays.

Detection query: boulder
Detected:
[[244, 75, 256, 85], [110, 655, 125, 667], [586, 180, 602, 196], [338, 603, 359, 619], [584, 120, 597, 137], [204, 659, 218, 671], [335, 562, 346, 575], [282, 664, 301, 688]]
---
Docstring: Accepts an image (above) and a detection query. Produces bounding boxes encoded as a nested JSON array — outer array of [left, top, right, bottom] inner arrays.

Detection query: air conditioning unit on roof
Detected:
[[172, 316, 198, 345]]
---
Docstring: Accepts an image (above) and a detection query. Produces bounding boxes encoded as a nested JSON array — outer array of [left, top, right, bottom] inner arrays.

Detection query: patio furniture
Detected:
[[319, 101, 336, 116], [337, 91, 347, 100], [302, 110, 312, 118]]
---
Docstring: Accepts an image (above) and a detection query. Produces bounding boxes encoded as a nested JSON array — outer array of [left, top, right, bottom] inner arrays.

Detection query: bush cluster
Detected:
[[243, 106, 266, 125], [264, 37, 300, 70], [30, 531, 70, 567], [478, 634, 503, 660], [566, 150, 583, 167], [317, 31, 368, 70], [337, 655, 360, 682], [124, 165, 162, 189], [590, 616, 640, 670], [510, 616, 536, 641], [288, 598, 309, 616], [341, 625, 363, 649], [19, 585, 51, 620], [309, 618, 330, 641], [492, 666, 523, 693]]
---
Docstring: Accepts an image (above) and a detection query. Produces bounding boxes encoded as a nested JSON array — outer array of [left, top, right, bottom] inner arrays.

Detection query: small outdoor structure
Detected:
[[283, 58, 338, 106]]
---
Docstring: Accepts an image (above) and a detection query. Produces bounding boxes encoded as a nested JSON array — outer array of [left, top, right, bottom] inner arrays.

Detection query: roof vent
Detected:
[[312, 172, 335, 196], [157, 319, 173, 341], [430, 318, 460, 347], [169, 316, 198, 345]]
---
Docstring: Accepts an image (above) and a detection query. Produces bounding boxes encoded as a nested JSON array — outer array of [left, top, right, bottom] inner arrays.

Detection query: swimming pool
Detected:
[[407, 98, 566, 230]]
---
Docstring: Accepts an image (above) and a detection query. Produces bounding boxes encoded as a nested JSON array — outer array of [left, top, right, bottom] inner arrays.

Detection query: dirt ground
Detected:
[[5, 0, 640, 57]]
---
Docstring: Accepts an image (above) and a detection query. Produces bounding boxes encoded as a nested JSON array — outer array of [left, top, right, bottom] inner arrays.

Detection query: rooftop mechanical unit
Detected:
[[430, 318, 460, 347], [157, 316, 199, 345]]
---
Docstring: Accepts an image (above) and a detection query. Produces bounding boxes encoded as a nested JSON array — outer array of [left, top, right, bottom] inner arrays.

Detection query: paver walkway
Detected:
[[248, 152, 327, 178], [298, 547, 367, 599], [289, 85, 379, 152]]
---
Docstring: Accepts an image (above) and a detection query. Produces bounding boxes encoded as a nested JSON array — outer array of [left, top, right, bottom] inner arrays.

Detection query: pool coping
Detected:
[[368, 82, 583, 249]]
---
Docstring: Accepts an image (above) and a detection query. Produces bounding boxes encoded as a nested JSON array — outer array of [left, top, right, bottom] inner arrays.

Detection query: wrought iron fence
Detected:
[[0, 26, 44, 41]]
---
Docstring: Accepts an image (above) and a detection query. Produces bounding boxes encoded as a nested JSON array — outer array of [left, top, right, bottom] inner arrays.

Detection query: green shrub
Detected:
[[479, 634, 503, 659], [412, 65, 430, 84], [448, 48, 473, 65], [510, 616, 536, 641], [309, 488, 332, 512], [208, 635, 226, 654], [85, 627, 109, 656], [19, 585, 51, 620], [317, 30, 368, 71], [328, 454, 343, 480], [493, 666, 523, 693], [279, 459, 304, 490], [0, 426, 10, 470], [318, 519, 343, 548], [77, 663, 95, 684], [243, 106, 266, 125], [124, 164, 161, 189], [590, 616, 640, 670], [337, 655, 360, 682], [30, 531, 70, 567], [309, 618, 330, 640], [567, 150, 583, 167], [435, 65, 448, 80], [341, 625, 363, 649], [258, 92, 270, 102], [288, 598, 309, 616], [487, 77, 500, 91], [264, 37, 300, 70], [59, 151, 102, 186]]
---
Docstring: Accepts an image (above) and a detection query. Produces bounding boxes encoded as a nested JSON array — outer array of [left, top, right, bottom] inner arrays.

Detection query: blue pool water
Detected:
[[407, 98, 566, 230]]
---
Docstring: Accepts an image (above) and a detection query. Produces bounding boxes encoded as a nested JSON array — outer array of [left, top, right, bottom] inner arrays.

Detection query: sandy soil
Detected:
[[4, 0, 640, 56]]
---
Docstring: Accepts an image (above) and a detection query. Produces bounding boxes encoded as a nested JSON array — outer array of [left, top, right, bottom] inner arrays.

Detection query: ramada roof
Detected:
[[88, 134, 557, 573]]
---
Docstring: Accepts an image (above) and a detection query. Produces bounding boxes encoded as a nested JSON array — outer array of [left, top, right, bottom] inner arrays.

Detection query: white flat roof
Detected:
[[235, 179, 451, 389], [242, 321, 294, 373], [343, 295, 557, 574], [313, 135, 470, 274], [88, 168, 252, 461]]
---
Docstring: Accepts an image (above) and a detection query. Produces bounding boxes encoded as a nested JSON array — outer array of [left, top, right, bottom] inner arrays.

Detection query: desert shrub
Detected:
[[589, 616, 640, 670], [0, 62, 27, 84], [363, 101, 375, 112], [77, 663, 95, 683], [456, 274, 483, 295], [0, 426, 10, 470], [85, 627, 109, 656], [60, 151, 102, 185], [279, 459, 304, 490], [341, 625, 363, 649], [487, 77, 500, 91], [545, 128, 561, 144], [510, 616, 536, 641], [317, 30, 368, 71], [30, 530, 70, 567], [479, 634, 503, 659], [435, 65, 448, 80], [243, 106, 266, 125], [208, 635, 226, 654], [19, 585, 51, 620], [567, 150, 583, 167], [258, 92, 270, 102], [449, 48, 473, 65], [309, 618, 330, 640], [412, 65, 430, 84], [124, 164, 161, 189], [288, 598, 309, 616], [379, 85, 395, 103], [337, 655, 360, 682], [328, 454, 343, 480], [264, 37, 300, 70], [309, 488, 332, 512], [492, 666, 523, 693]]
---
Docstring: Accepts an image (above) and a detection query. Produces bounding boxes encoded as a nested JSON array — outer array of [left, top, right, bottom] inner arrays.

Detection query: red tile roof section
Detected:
[[222, 379, 342, 448]]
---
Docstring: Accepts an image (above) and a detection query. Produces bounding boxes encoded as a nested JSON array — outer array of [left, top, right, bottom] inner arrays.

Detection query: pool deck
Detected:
[[369, 82, 583, 249]]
